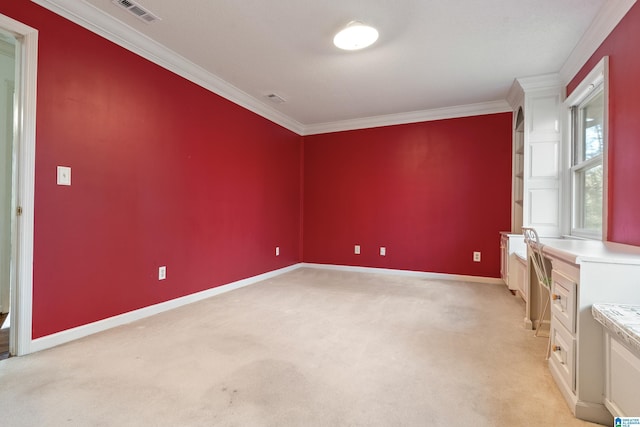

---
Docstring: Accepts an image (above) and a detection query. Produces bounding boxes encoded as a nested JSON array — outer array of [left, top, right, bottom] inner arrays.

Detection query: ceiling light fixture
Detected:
[[333, 21, 379, 51]]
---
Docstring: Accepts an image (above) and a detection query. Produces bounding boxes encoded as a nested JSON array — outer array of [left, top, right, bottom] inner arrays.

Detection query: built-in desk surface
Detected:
[[539, 238, 640, 265]]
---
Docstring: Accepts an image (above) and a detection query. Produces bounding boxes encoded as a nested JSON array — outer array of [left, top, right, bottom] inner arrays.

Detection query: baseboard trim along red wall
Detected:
[[302, 114, 513, 278], [29, 263, 502, 353]]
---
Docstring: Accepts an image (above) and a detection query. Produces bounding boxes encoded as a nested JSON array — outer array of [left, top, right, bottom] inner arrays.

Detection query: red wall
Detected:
[[567, 2, 640, 246], [0, 1, 515, 340], [1, 1, 302, 338], [8, 0, 633, 342], [302, 114, 513, 277]]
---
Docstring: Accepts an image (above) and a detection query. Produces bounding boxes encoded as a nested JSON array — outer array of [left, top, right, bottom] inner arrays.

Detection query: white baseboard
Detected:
[[28, 262, 501, 354], [29, 263, 303, 354], [300, 263, 504, 284]]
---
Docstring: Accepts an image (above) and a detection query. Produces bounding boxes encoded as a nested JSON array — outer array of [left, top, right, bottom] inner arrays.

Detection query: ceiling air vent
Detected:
[[265, 93, 286, 104], [112, 0, 161, 24]]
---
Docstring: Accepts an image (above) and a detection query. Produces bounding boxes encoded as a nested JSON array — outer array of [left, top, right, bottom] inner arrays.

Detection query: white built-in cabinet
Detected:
[[507, 74, 563, 238], [535, 239, 640, 425], [500, 74, 563, 296]]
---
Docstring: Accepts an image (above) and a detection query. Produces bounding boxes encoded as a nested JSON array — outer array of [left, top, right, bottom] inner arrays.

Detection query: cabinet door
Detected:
[[606, 334, 640, 417], [522, 90, 562, 237]]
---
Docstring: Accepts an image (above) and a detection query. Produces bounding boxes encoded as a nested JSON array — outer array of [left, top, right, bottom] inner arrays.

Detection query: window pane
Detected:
[[581, 91, 604, 162], [577, 163, 603, 231]]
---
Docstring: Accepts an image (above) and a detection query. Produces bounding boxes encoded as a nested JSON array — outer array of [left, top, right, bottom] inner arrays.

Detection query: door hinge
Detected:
[[17, 206, 23, 216]]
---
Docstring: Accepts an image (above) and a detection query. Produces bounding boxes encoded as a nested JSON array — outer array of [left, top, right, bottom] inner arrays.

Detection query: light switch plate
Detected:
[[275, 247, 280, 256], [354, 245, 361, 255], [158, 266, 166, 280], [57, 166, 71, 186], [380, 247, 386, 256]]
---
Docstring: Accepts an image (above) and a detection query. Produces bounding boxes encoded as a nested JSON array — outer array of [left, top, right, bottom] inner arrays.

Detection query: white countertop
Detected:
[[592, 304, 640, 356], [539, 238, 640, 265]]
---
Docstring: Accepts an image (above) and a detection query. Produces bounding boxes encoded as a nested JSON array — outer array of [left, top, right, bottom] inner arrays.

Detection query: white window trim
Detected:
[[564, 56, 609, 240]]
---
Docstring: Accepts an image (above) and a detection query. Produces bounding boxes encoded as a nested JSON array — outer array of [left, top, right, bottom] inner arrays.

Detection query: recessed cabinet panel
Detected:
[[529, 95, 560, 134], [609, 336, 640, 416], [529, 142, 559, 178], [550, 321, 576, 392], [528, 189, 559, 225]]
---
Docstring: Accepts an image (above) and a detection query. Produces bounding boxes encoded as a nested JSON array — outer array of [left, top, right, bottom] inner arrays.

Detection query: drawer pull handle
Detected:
[[553, 345, 562, 352], [552, 294, 561, 301]]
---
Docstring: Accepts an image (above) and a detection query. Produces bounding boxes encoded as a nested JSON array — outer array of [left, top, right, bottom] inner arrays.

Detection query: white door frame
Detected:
[[0, 13, 37, 357]]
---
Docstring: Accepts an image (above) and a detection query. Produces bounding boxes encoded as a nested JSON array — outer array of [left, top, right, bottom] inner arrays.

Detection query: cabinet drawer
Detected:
[[551, 271, 577, 333], [550, 320, 576, 392]]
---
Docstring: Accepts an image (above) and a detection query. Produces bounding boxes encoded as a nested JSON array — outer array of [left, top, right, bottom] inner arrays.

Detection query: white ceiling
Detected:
[[32, 0, 633, 134]]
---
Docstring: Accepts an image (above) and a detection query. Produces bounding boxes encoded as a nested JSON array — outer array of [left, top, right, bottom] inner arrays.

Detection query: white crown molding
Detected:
[[32, 1, 515, 137], [506, 73, 563, 119], [33, 0, 584, 138], [516, 73, 562, 92], [302, 100, 512, 136], [559, 0, 637, 85], [32, 0, 306, 135]]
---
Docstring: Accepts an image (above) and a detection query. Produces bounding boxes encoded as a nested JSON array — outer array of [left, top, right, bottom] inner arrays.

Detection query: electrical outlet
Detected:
[[473, 252, 481, 262], [380, 247, 386, 256], [57, 166, 71, 186], [354, 245, 361, 255], [275, 246, 280, 256], [158, 266, 166, 280]]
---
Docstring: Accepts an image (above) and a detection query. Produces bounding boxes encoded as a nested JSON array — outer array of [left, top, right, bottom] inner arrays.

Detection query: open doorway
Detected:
[[0, 31, 15, 360], [0, 13, 37, 358]]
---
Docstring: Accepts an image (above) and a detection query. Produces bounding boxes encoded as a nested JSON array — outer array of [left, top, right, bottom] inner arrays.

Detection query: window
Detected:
[[566, 57, 607, 239], [572, 89, 604, 235]]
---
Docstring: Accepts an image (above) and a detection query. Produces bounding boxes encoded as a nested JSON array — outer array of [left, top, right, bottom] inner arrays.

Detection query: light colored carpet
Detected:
[[0, 268, 601, 426]]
